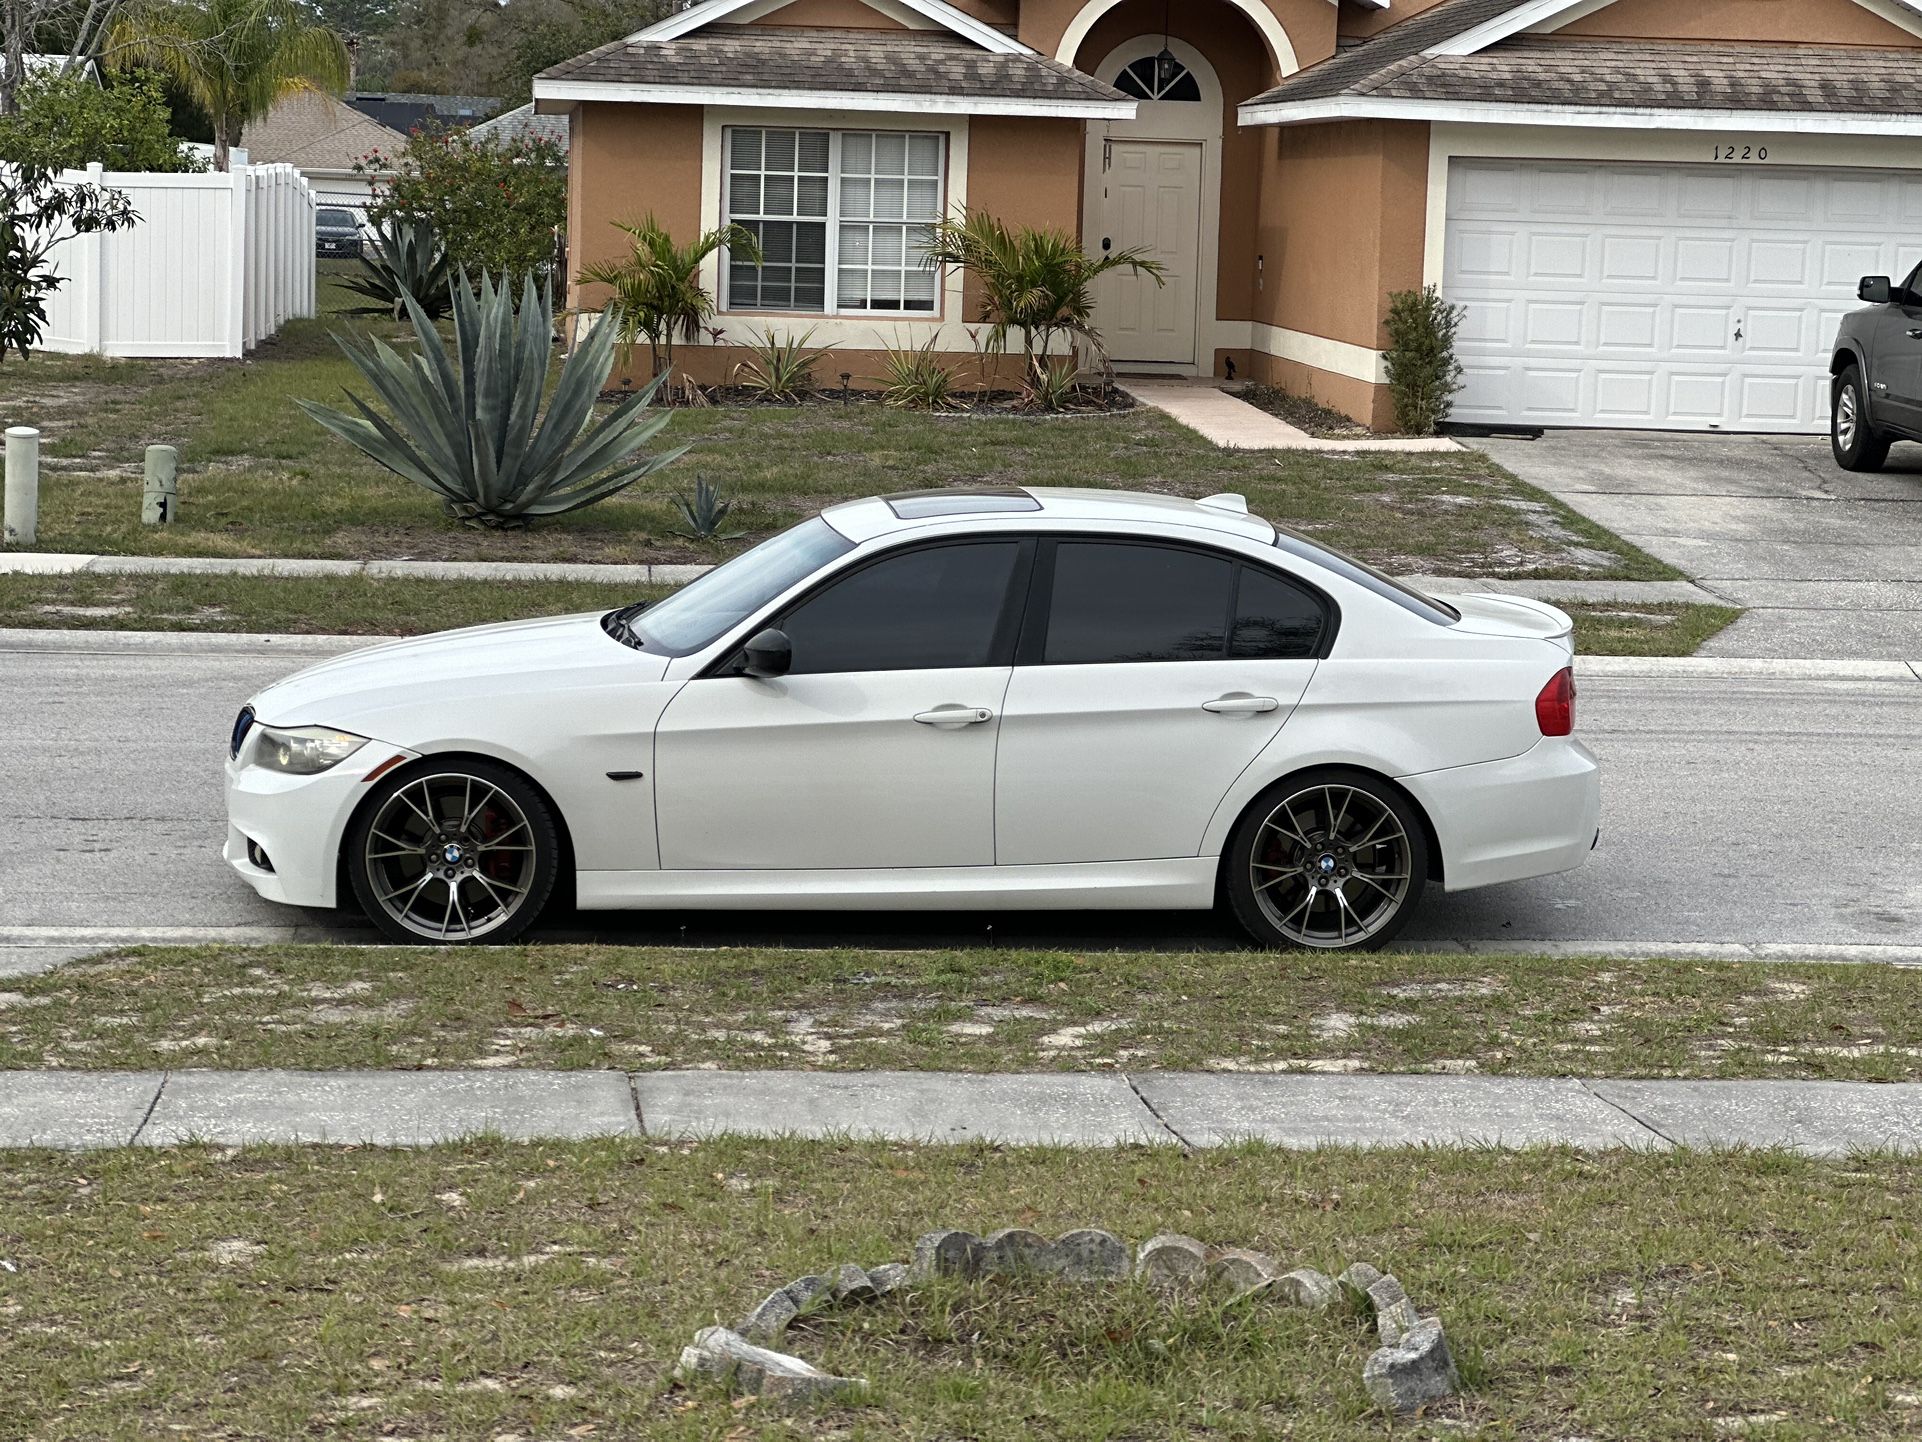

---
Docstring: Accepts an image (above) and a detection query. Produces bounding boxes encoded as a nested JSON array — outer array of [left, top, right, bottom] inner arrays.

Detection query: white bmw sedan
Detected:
[[225, 487, 1599, 950]]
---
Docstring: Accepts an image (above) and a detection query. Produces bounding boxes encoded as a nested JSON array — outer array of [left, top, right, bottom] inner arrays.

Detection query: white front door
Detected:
[[1096, 140, 1203, 367], [1445, 157, 1922, 433], [995, 540, 1323, 865], [652, 539, 1024, 870]]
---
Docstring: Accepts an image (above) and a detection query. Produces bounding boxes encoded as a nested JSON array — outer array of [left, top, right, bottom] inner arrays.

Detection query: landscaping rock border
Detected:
[[675, 1228, 1462, 1414]]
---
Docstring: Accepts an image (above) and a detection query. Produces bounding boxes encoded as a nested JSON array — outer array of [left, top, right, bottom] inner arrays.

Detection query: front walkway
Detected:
[[1120, 379, 1460, 453], [6, 1067, 1921, 1155]]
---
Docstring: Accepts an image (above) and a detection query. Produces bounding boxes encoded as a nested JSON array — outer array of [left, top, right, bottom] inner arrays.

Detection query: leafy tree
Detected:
[[108, 0, 349, 170], [922, 209, 1164, 393], [576, 215, 760, 382], [0, 162, 136, 359], [1, 0, 121, 115], [360, 124, 566, 290], [0, 69, 201, 169]]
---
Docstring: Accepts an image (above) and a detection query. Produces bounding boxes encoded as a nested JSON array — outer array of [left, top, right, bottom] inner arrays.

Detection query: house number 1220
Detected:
[[1712, 144, 1769, 161]]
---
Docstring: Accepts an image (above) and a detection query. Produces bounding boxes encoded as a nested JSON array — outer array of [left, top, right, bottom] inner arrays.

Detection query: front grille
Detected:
[[231, 705, 255, 759]]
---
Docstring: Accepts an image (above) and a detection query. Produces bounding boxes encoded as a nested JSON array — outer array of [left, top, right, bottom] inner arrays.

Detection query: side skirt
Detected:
[[575, 858, 1220, 912]]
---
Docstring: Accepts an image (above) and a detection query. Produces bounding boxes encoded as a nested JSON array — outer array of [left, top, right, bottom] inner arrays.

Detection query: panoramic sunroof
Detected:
[[884, 486, 1043, 519]]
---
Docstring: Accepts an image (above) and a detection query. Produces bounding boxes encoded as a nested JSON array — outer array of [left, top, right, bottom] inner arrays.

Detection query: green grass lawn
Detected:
[[4, 1138, 1921, 1439], [10, 944, 1922, 1080], [0, 572, 1738, 654], [1, 302, 1676, 579]]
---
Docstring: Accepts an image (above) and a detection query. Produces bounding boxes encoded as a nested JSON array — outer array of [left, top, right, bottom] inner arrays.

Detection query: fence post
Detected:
[[80, 164, 107, 353], [224, 166, 248, 356], [4, 426, 39, 545]]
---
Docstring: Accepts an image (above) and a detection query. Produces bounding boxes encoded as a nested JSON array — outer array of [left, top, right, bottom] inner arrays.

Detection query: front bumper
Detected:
[[1400, 737, 1601, 893], [224, 739, 418, 909]]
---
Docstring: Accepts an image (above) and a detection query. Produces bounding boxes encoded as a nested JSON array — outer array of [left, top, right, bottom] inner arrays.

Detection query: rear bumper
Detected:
[[1401, 737, 1600, 893]]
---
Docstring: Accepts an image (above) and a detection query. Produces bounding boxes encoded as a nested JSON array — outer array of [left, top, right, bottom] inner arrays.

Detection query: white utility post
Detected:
[[143, 444, 178, 524], [4, 426, 39, 546]]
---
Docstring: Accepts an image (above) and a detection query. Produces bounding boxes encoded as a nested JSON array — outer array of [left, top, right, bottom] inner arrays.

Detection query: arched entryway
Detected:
[[1083, 36, 1222, 368], [1068, 1, 1290, 378]]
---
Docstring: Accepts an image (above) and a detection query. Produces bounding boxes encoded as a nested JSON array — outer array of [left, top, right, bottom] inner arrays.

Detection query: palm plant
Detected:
[[577, 215, 761, 384], [109, 0, 350, 172], [341, 215, 453, 319], [297, 272, 686, 529], [921, 210, 1165, 404]]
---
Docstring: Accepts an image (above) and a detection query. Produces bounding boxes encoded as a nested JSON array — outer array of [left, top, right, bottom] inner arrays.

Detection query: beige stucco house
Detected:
[[534, 0, 1922, 432]]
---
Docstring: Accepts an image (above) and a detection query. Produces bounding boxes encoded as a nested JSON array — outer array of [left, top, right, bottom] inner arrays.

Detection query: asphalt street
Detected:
[[5, 632, 1922, 952]]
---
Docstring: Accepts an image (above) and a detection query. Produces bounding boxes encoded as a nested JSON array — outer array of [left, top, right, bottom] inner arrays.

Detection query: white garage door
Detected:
[[1444, 158, 1922, 433]]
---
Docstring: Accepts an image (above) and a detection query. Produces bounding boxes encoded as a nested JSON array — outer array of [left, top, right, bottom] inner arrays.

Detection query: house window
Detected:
[[724, 126, 945, 315], [1112, 55, 1201, 102]]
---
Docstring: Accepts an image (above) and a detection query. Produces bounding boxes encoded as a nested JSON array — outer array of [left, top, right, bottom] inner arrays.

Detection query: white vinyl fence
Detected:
[[41, 163, 317, 359]]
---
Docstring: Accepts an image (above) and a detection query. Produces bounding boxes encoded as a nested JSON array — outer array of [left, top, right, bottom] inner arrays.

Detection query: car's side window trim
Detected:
[[1014, 535, 1340, 667], [697, 535, 1037, 679]]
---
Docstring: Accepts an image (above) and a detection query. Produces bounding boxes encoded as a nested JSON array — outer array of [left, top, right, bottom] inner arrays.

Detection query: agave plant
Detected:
[[297, 272, 685, 528], [341, 214, 453, 319], [669, 477, 742, 542], [733, 326, 827, 403]]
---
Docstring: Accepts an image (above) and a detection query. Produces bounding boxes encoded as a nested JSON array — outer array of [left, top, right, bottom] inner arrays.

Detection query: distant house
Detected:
[[239, 90, 406, 211], [468, 101, 568, 154], [3, 53, 101, 84], [344, 91, 499, 135]]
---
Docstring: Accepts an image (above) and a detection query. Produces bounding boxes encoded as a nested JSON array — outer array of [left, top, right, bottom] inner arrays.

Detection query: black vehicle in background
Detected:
[[1832, 264, 1922, 470], [315, 207, 364, 259]]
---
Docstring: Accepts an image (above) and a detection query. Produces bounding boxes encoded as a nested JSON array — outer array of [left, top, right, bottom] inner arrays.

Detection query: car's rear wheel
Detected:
[[1833, 366, 1891, 472], [1224, 770, 1428, 951], [347, 760, 559, 945]]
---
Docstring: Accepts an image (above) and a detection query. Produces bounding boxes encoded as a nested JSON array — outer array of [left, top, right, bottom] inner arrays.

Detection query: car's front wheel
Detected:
[[1833, 365, 1892, 472], [1224, 770, 1428, 951], [347, 759, 560, 944]]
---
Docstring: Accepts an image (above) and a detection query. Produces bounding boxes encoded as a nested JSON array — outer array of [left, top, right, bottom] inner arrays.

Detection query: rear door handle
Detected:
[[913, 706, 993, 726], [1202, 695, 1279, 715], [1907, 329, 1922, 339]]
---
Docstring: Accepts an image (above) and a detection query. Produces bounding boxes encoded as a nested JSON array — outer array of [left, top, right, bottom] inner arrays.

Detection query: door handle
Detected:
[[1202, 695, 1279, 715], [1906, 329, 1922, 339], [913, 706, 993, 726]]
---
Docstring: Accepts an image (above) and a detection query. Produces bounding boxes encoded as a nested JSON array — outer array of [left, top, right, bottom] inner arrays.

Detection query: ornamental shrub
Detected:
[[1383, 284, 1465, 436], [359, 124, 566, 289], [0, 72, 204, 173]]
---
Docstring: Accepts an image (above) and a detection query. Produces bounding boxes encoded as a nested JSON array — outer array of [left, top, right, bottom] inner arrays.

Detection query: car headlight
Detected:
[[252, 725, 368, 775]]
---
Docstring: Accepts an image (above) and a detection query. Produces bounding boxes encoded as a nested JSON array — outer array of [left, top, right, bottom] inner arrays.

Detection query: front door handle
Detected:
[[1906, 329, 1922, 339], [1202, 695, 1279, 715], [913, 706, 993, 727]]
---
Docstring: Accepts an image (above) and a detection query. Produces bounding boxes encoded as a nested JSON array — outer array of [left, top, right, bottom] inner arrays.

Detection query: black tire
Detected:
[[1832, 365, 1891, 472], [1223, 768, 1429, 952], [347, 758, 561, 945]]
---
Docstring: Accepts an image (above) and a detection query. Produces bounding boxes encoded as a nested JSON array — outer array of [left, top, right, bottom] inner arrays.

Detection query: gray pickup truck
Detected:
[[1831, 266, 1922, 471]]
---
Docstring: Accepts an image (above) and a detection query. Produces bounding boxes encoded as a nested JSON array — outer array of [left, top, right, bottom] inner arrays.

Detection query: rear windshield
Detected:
[[1273, 525, 1459, 625]]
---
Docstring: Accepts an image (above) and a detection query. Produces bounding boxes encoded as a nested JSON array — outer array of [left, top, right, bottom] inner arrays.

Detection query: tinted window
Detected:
[[1044, 542, 1233, 664], [781, 542, 1020, 674], [1272, 525, 1458, 625], [1232, 567, 1326, 659], [318, 208, 355, 226]]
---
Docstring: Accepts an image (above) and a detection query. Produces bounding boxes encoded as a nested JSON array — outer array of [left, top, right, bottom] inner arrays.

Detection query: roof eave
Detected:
[[532, 76, 1134, 118], [1237, 93, 1922, 135]]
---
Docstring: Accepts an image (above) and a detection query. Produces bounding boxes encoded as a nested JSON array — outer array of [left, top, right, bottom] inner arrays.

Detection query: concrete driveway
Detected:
[[1476, 429, 1922, 660]]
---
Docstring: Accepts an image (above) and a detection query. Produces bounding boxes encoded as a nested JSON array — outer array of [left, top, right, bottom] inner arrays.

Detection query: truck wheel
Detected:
[[1833, 366, 1891, 472]]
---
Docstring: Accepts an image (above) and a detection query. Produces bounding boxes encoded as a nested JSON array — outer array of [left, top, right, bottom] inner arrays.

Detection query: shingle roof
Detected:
[[537, 24, 1128, 109], [1245, 0, 1922, 117], [239, 91, 407, 173], [469, 101, 569, 148]]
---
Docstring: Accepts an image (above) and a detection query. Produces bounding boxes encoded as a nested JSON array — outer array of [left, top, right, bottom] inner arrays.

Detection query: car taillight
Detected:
[[1536, 666, 1575, 737]]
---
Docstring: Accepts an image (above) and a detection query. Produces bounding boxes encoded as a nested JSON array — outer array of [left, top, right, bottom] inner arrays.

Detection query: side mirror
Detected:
[[741, 627, 792, 679], [1860, 275, 1893, 304]]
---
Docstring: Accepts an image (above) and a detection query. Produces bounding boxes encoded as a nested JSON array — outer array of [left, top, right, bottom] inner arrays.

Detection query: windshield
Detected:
[[1273, 524, 1460, 625], [626, 516, 854, 656], [317, 209, 354, 227]]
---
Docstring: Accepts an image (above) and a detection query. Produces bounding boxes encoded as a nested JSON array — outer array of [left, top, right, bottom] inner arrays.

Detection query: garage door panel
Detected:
[[1445, 157, 1919, 433]]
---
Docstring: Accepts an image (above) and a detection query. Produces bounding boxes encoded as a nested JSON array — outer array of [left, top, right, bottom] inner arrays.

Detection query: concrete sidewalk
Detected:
[[0, 553, 1726, 608], [6, 1067, 1922, 1156], [1120, 380, 1461, 453]]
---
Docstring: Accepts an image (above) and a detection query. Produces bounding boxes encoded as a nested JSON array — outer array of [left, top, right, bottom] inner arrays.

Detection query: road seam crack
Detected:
[[128, 1071, 169, 1147], [626, 1071, 647, 1138], [1123, 1072, 1191, 1151], [1578, 1077, 1677, 1149]]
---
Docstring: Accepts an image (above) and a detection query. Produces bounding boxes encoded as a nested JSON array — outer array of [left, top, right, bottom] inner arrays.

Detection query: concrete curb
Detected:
[[0, 553, 710, 585], [6, 1067, 1922, 1154]]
